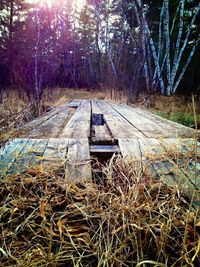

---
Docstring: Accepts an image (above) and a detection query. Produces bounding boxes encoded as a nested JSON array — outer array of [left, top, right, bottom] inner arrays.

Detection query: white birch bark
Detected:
[[163, 0, 171, 95], [154, 3, 181, 87], [152, 3, 164, 88], [138, 0, 199, 95], [135, 0, 165, 94], [171, 3, 200, 88], [146, 37, 153, 88], [170, 4, 181, 35], [157, 2, 164, 64], [173, 0, 185, 65], [173, 35, 200, 93]]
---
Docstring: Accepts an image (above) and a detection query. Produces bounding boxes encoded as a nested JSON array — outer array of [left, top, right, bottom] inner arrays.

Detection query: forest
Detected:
[[0, 0, 199, 103]]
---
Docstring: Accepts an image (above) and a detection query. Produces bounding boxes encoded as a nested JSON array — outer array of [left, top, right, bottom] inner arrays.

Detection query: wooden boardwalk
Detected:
[[0, 99, 199, 197]]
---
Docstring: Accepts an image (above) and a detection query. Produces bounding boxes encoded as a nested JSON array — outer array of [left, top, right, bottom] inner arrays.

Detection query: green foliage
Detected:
[[155, 110, 200, 128]]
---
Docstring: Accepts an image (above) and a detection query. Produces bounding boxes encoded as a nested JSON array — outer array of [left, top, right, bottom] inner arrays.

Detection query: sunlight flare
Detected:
[[27, 0, 86, 9]]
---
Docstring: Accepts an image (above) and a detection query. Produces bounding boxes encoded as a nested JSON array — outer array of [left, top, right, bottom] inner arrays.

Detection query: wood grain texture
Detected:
[[0, 138, 29, 176], [111, 103, 171, 138], [97, 101, 145, 138], [91, 100, 112, 141], [133, 106, 197, 138], [24, 103, 69, 131], [7, 138, 49, 174], [43, 138, 68, 162], [118, 138, 142, 160], [119, 137, 199, 200], [60, 100, 91, 138], [27, 109, 69, 138], [65, 138, 91, 181], [67, 99, 82, 108]]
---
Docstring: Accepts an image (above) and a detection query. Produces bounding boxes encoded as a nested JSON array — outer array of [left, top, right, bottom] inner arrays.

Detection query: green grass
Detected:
[[155, 111, 200, 128]]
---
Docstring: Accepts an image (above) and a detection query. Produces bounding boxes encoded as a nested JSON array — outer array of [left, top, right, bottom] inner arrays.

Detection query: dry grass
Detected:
[[0, 157, 200, 267], [41, 88, 105, 108]]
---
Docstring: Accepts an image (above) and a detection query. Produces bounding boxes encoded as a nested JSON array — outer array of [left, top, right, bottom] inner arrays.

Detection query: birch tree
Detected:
[[136, 0, 200, 95]]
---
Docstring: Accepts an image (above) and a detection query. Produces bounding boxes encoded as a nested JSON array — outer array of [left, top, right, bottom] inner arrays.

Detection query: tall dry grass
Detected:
[[0, 155, 200, 267]]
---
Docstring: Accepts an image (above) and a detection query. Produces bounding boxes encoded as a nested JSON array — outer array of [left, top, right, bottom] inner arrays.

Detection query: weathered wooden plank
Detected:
[[24, 103, 69, 131], [8, 138, 49, 174], [158, 138, 200, 189], [138, 138, 162, 159], [93, 125, 112, 141], [27, 109, 69, 138], [97, 101, 145, 138], [118, 136, 199, 203], [92, 100, 102, 114], [43, 138, 68, 162], [111, 103, 171, 138], [0, 138, 29, 176], [137, 138, 197, 191], [171, 139, 200, 155], [67, 99, 82, 108], [118, 138, 142, 160], [65, 138, 91, 181], [142, 138, 200, 205], [138, 138, 165, 179], [60, 100, 91, 139], [92, 100, 104, 126], [118, 138, 158, 178], [91, 100, 112, 141], [133, 106, 197, 138], [90, 145, 119, 153], [0, 138, 27, 158]]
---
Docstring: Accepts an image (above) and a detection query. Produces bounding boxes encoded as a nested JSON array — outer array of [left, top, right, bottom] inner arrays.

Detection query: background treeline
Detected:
[[0, 0, 199, 102]]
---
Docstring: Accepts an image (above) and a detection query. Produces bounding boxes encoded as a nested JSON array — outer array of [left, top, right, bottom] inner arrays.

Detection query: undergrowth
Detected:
[[155, 111, 200, 129], [0, 160, 200, 267]]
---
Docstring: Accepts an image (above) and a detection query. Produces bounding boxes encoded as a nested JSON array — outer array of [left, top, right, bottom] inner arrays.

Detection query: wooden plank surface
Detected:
[[91, 100, 112, 142], [24, 103, 69, 130], [119, 137, 199, 195], [97, 101, 145, 138], [8, 139, 49, 174], [1, 100, 199, 188], [60, 100, 91, 138], [132, 106, 197, 138], [90, 145, 119, 153], [118, 138, 142, 159], [65, 138, 91, 181], [27, 109, 69, 138], [159, 138, 200, 188], [0, 138, 29, 176], [93, 125, 112, 142], [67, 99, 82, 108], [138, 138, 178, 182], [43, 138, 68, 162], [91, 100, 102, 114], [111, 103, 171, 138]]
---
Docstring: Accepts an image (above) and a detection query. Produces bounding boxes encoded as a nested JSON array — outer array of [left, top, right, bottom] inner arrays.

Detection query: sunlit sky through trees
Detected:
[[0, 0, 199, 97], [26, 0, 86, 9]]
